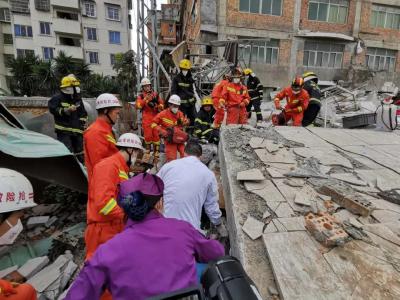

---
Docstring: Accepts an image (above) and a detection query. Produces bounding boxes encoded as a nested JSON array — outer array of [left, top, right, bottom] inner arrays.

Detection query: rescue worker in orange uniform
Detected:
[[0, 280, 37, 300], [84, 93, 122, 181], [151, 95, 189, 162], [135, 78, 164, 164], [85, 132, 144, 261], [274, 77, 310, 127], [211, 74, 231, 128], [219, 67, 250, 125]]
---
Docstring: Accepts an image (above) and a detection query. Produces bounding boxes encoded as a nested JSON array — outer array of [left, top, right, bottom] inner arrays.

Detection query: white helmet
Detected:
[[0, 169, 37, 213], [168, 94, 181, 106], [96, 93, 122, 110], [116, 133, 144, 150], [140, 78, 151, 87]]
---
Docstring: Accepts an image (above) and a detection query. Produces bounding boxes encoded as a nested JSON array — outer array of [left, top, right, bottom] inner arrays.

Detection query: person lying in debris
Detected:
[[65, 173, 224, 300]]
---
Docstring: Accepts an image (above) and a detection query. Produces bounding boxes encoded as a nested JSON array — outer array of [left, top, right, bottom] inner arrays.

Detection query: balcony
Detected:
[[53, 19, 81, 35], [50, 0, 79, 10], [55, 45, 83, 60]]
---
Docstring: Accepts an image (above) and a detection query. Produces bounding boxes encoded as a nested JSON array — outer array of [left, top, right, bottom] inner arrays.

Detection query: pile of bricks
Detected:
[[305, 212, 349, 247]]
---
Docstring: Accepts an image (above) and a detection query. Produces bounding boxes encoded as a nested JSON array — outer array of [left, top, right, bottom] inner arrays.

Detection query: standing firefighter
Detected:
[[194, 97, 219, 145], [135, 78, 164, 163], [274, 77, 310, 127], [84, 93, 122, 182], [48, 75, 87, 162], [211, 74, 230, 128], [151, 95, 189, 162], [220, 67, 250, 125], [302, 71, 322, 127], [171, 59, 197, 130], [244, 68, 264, 122]]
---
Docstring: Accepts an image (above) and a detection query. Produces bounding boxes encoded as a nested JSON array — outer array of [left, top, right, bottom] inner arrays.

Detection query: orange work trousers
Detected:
[[165, 141, 185, 162], [84, 220, 125, 260], [143, 121, 160, 145], [284, 111, 304, 126], [226, 106, 247, 125], [213, 108, 225, 127], [0, 283, 37, 300]]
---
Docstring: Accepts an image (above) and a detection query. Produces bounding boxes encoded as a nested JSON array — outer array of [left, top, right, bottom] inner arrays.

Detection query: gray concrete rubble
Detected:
[[219, 125, 400, 300], [18, 256, 50, 279], [27, 216, 51, 229], [237, 168, 265, 181]]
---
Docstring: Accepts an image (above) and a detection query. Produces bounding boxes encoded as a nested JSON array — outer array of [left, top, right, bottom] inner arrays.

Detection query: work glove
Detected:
[[296, 107, 303, 113], [63, 105, 77, 115], [274, 99, 281, 110], [218, 98, 225, 108]]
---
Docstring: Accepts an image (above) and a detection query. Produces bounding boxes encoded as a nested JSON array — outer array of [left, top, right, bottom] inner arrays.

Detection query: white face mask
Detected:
[[181, 70, 188, 76], [171, 107, 178, 114], [75, 87, 81, 94], [0, 219, 23, 245], [61, 87, 74, 95], [233, 78, 240, 84]]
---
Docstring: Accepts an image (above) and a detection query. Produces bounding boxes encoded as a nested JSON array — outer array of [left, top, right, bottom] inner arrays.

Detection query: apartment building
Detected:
[[0, 0, 132, 93], [213, 0, 400, 88]]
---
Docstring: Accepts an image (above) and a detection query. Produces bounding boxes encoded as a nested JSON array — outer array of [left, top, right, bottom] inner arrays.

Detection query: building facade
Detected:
[[0, 0, 132, 93], [215, 0, 400, 88]]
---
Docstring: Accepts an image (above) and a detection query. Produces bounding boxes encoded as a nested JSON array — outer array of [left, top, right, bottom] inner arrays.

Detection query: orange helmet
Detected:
[[291, 76, 304, 92]]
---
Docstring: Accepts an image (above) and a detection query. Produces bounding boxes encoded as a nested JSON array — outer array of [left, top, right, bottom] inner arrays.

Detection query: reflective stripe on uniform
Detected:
[[202, 128, 213, 135], [194, 129, 202, 134], [118, 170, 129, 180], [195, 118, 210, 126], [227, 87, 236, 93], [178, 83, 190, 87], [58, 108, 64, 115], [80, 117, 88, 121], [99, 198, 117, 215], [310, 97, 321, 104], [151, 123, 158, 128], [180, 98, 195, 104], [61, 102, 71, 108], [54, 124, 83, 134], [251, 96, 260, 100], [256, 112, 262, 115], [161, 117, 174, 125], [105, 134, 116, 144], [292, 100, 299, 104]]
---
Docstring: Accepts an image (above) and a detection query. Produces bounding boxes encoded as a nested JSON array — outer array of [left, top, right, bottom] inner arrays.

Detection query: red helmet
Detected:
[[291, 76, 304, 92], [231, 67, 243, 78]]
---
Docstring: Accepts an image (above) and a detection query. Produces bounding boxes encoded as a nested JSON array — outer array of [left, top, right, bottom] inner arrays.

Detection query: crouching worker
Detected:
[[65, 173, 224, 300], [194, 97, 220, 145]]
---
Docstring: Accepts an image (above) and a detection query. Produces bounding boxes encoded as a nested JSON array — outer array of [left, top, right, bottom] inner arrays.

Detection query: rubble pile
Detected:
[[0, 185, 86, 299], [219, 125, 400, 299]]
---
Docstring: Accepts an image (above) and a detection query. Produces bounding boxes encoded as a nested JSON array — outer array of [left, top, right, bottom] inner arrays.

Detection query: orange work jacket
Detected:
[[274, 87, 310, 113], [151, 108, 188, 132], [221, 82, 250, 107], [135, 91, 164, 124]]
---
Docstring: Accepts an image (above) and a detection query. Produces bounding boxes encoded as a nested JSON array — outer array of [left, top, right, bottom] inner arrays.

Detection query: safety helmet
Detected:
[[140, 78, 151, 87], [60, 76, 80, 88], [0, 168, 37, 214], [95, 93, 122, 110], [243, 68, 253, 76], [168, 94, 181, 106], [231, 67, 243, 78], [223, 73, 231, 80], [179, 59, 192, 70], [302, 71, 318, 83], [202, 97, 213, 106], [116, 133, 144, 150], [291, 76, 304, 92]]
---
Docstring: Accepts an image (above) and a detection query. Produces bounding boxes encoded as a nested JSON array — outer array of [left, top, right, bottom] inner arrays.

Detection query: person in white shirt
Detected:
[[157, 141, 227, 237]]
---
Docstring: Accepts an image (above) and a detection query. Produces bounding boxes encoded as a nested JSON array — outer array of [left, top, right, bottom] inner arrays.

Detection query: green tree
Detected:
[[33, 59, 58, 96], [113, 50, 137, 102], [6, 54, 39, 96]]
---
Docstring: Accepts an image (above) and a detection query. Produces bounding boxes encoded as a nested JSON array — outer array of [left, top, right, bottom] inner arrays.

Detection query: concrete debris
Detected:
[[242, 216, 264, 240], [31, 204, 61, 216], [378, 190, 400, 206], [0, 266, 18, 279], [333, 209, 357, 223], [274, 203, 295, 218], [266, 167, 285, 178], [268, 285, 279, 296], [348, 218, 363, 229], [18, 256, 49, 279], [283, 178, 304, 187], [362, 224, 400, 247], [264, 222, 278, 234], [294, 185, 316, 207], [27, 216, 50, 229], [372, 209, 400, 223], [264, 140, 281, 153], [46, 216, 58, 228], [249, 137, 265, 149], [237, 168, 265, 181], [262, 210, 271, 219], [330, 173, 367, 186], [275, 217, 306, 232], [272, 219, 287, 232], [293, 148, 353, 169], [245, 180, 286, 203], [286, 157, 327, 179]]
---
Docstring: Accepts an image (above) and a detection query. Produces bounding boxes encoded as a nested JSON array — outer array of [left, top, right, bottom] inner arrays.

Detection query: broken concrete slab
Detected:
[[0, 266, 18, 279], [45, 216, 58, 228], [242, 216, 264, 240], [267, 149, 297, 164], [245, 180, 286, 203], [264, 222, 278, 234], [275, 217, 306, 231], [249, 137, 265, 149], [293, 148, 353, 169], [275, 126, 333, 148], [333, 209, 357, 223], [285, 157, 327, 179], [330, 173, 367, 186], [274, 202, 295, 218], [308, 127, 367, 147], [294, 185, 316, 207], [262, 210, 271, 219], [237, 168, 265, 181], [283, 178, 304, 187], [362, 224, 400, 247], [369, 199, 400, 214], [18, 256, 49, 279], [372, 210, 400, 223], [264, 140, 281, 153], [255, 148, 269, 163], [356, 169, 400, 191], [272, 219, 287, 232], [266, 201, 281, 212], [27, 216, 50, 229], [348, 218, 363, 229], [266, 167, 285, 178]]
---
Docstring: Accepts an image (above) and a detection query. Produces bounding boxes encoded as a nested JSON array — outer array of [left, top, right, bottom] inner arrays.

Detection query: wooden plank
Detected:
[[263, 231, 349, 300]]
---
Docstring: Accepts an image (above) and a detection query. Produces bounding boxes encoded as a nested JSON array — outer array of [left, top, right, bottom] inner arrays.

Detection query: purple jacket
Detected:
[[65, 211, 224, 300]]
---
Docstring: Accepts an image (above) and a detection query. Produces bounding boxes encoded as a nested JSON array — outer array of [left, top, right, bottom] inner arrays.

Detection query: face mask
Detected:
[[233, 78, 240, 84], [74, 87, 81, 94], [171, 107, 178, 114], [126, 149, 138, 169], [62, 87, 74, 95], [182, 70, 188, 76], [0, 219, 23, 245]]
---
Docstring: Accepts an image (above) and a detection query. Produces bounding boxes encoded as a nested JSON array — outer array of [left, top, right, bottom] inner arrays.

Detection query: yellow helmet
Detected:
[[202, 97, 213, 106], [179, 59, 192, 70], [302, 71, 318, 83], [243, 68, 252, 75], [60, 76, 80, 88]]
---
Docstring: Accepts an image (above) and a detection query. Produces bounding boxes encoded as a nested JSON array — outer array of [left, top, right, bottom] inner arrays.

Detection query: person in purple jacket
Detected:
[[65, 173, 224, 300]]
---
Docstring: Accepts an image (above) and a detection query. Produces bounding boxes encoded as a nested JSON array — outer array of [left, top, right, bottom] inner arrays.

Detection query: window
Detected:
[[16, 49, 35, 58], [106, 5, 120, 21], [59, 36, 81, 47], [0, 8, 11, 22], [84, 1, 96, 17], [86, 27, 97, 41], [4, 54, 14, 65], [303, 41, 344, 68], [239, 39, 279, 64], [110, 54, 116, 65], [42, 47, 54, 60], [35, 0, 50, 12], [366, 48, 397, 72], [109, 31, 121, 44], [308, 0, 349, 24], [14, 25, 33, 37], [56, 11, 79, 21], [88, 51, 99, 64], [39, 22, 51, 35], [3, 34, 13, 45], [370, 5, 400, 30], [239, 0, 282, 16]]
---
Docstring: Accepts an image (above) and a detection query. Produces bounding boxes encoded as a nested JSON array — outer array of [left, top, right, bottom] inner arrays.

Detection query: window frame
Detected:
[[84, 1, 96, 18], [303, 41, 345, 69], [0, 7, 11, 22], [42, 47, 54, 60], [110, 53, 116, 65], [366, 47, 397, 72], [39, 21, 51, 35], [3, 33, 13, 45], [16, 49, 35, 58], [108, 30, 121, 44], [307, 0, 349, 24], [239, 39, 280, 65], [86, 27, 98, 41], [88, 51, 99, 64], [14, 24, 33, 38], [105, 5, 121, 21], [238, 0, 283, 17], [370, 4, 400, 30]]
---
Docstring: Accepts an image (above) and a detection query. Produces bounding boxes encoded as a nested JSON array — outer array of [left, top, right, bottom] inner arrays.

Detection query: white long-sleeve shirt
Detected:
[[157, 156, 222, 230]]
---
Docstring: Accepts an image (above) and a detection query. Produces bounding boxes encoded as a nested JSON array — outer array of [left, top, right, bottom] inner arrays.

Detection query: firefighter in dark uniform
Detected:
[[194, 96, 219, 145], [302, 71, 322, 127], [48, 75, 87, 162], [243, 68, 264, 122], [171, 59, 197, 132]]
